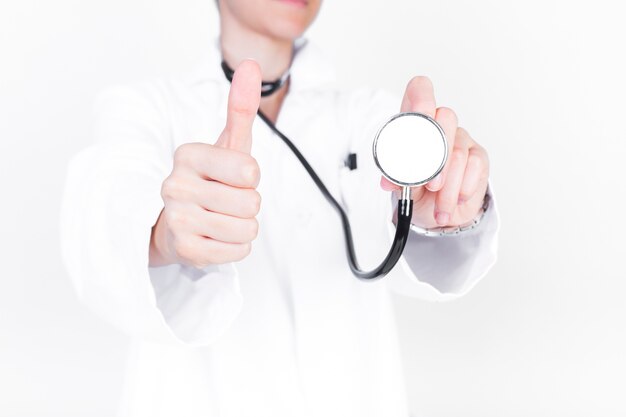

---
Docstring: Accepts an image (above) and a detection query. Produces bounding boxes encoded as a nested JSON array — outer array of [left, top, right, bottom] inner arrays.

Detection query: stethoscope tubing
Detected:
[[256, 109, 413, 280]]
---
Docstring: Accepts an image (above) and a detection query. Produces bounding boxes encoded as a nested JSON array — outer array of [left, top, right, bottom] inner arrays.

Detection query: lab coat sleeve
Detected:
[[385, 183, 500, 301], [60, 82, 243, 346], [345, 87, 500, 301]]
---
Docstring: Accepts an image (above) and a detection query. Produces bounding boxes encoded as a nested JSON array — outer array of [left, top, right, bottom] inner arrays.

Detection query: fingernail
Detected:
[[436, 211, 449, 226]]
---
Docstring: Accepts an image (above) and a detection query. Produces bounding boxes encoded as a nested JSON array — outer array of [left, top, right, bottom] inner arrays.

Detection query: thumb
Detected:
[[215, 59, 262, 154]]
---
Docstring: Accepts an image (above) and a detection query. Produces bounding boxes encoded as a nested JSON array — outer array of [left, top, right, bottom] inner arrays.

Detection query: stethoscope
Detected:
[[221, 60, 448, 281]]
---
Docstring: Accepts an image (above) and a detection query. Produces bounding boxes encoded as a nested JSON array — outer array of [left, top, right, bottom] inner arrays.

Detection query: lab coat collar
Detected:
[[188, 35, 338, 93]]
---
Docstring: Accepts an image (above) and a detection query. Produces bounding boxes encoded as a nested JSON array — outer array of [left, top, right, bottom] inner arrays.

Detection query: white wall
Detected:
[[1, 0, 624, 416]]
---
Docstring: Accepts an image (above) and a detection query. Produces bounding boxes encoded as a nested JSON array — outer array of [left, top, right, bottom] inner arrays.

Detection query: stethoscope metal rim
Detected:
[[372, 111, 449, 188]]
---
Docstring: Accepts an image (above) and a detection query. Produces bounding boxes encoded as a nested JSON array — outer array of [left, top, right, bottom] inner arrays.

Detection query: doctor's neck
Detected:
[[218, 6, 294, 85]]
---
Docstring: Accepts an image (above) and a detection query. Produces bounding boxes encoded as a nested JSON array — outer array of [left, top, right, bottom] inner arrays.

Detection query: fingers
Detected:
[[173, 143, 260, 188], [459, 144, 489, 204], [380, 176, 400, 191], [174, 234, 252, 268], [164, 201, 258, 243], [387, 76, 491, 226], [163, 81, 265, 268], [162, 201, 258, 266], [192, 206, 259, 244], [215, 59, 262, 154], [163, 172, 261, 218], [194, 178, 261, 218], [434, 139, 468, 225], [161, 199, 257, 266], [426, 106, 458, 192], [400, 76, 436, 118]]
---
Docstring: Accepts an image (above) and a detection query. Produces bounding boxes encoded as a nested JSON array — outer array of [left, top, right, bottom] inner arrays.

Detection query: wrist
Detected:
[[411, 190, 491, 237]]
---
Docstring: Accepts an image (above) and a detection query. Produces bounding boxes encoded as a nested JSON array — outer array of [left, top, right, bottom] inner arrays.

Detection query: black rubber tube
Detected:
[[256, 109, 412, 280]]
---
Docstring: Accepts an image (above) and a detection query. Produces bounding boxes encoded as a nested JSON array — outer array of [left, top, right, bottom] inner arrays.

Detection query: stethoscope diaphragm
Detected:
[[373, 112, 448, 189]]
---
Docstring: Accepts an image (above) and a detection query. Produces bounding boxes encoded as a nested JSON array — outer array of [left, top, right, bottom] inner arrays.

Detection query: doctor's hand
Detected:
[[380, 76, 490, 229], [149, 60, 263, 268]]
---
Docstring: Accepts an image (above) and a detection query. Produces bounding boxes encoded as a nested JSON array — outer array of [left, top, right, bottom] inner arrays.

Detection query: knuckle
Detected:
[[163, 176, 196, 203], [241, 157, 261, 187], [239, 242, 252, 259], [173, 238, 193, 262], [165, 207, 188, 230], [228, 243, 251, 262], [161, 176, 181, 200], [249, 190, 262, 216], [477, 145, 490, 165], [469, 147, 490, 178], [456, 127, 472, 143], [467, 151, 483, 171], [173, 143, 193, 165], [458, 189, 473, 202], [218, 242, 251, 263], [160, 177, 174, 200], [163, 208, 177, 226], [206, 240, 240, 265], [247, 218, 259, 241], [438, 194, 457, 210], [230, 102, 256, 118], [454, 128, 471, 148], [450, 148, 467, 165]]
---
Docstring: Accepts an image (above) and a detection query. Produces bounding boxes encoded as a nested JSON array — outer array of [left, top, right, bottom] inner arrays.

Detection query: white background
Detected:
[[1, 0, 625, 416]]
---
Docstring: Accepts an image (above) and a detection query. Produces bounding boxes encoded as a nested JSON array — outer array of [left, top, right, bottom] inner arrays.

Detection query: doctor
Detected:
[[61, 0, 499, 416]]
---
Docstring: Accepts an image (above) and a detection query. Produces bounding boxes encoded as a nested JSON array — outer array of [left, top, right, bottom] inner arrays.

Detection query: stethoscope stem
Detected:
[[400, 186, 412, 216]]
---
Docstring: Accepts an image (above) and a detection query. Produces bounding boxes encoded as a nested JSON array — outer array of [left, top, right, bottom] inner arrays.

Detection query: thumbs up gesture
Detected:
[[149, 60, 263, 268]]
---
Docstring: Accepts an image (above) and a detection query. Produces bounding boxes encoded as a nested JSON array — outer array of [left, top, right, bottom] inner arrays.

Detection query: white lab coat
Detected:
[[60, 36, 500, 417]]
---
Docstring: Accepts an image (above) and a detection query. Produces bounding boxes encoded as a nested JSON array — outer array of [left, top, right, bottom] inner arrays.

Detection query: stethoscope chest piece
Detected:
[[353, 112, 448, 280], [373, 112, 448, 188]]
